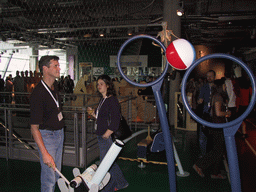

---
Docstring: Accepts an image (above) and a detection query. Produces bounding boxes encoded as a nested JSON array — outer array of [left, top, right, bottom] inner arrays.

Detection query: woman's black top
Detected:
[[96, 96, 120, 135]]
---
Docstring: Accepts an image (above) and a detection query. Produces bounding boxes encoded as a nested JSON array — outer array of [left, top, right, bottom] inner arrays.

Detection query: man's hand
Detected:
[[43, 152, 56, 169], [31, 124, 56, 170]]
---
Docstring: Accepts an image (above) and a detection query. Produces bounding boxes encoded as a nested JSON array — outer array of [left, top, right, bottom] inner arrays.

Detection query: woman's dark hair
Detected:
[[97, 74, 116, 97]]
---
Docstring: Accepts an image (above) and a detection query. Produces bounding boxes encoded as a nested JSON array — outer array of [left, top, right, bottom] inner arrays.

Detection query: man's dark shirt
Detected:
[[199, 83, 211, 114], [30, 80, 64, 130]]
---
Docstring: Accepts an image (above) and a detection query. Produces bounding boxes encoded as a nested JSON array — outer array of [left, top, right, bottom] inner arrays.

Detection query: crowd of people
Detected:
[[0, 70, 41, 94], [0, 70, 74, 94], [186, 70, 253, 179], [0, 70, 74, 105]]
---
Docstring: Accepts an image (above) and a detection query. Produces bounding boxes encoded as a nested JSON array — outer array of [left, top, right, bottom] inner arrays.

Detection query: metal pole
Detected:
[[224, 124, 242, 192], [4, 108, 8, 161], [7, 109, 12, 158], [128, 96, 132, 128], [74, 112, 79, 167], [3, 54, 13, 79], [152, 80, 176, 192], [82, 110, 87, 168]]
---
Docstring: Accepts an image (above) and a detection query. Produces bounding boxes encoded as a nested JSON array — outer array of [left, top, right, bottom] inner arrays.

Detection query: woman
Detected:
[[87, 75, 129, 191], [193, 79, 231, 179]]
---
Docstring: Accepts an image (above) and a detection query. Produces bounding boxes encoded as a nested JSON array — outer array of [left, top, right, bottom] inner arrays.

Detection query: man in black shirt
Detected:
[[30, 55, 64, 192]]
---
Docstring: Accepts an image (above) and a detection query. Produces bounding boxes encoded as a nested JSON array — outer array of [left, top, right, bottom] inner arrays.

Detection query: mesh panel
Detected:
[[0, 0, 163, 51], [1, 0, 164, 123]]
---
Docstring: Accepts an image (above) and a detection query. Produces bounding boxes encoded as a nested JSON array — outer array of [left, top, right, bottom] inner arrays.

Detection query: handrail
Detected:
[[0, 94, 137, 168]]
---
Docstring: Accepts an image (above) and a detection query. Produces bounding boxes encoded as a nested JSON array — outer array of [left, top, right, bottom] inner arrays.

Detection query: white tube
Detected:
[[123, 129, 148, 143], [172, 143, 184, 175], [55, 167, 70, 185], [70, 164, 97, 188], [90, 139, 124, 185]]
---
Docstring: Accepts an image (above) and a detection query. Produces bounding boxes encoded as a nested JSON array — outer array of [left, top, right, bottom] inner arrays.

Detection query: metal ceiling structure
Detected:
[[182, 0, 256, 55], [0, 0, 256, 55]]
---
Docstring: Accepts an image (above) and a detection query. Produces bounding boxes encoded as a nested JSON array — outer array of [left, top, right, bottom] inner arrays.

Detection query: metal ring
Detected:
[[181, 53, 256, 128], [117, 35, 169, 88]]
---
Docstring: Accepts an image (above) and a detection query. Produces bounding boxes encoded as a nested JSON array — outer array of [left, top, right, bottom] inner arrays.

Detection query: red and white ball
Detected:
[[166, 38, 195, 70]]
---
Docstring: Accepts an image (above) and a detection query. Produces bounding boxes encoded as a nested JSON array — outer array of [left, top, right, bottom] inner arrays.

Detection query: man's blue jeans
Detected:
[[97, 136, 128, 192], [38, 129, 64, 192]]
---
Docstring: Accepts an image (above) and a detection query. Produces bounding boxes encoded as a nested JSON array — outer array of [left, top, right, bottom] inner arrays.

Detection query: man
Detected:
[[197, 70, 216, 156], [0, 75, 4, 103], [13, 70, 25, 104], [30, 55, 64, 192], [198, 70, 216, 114]]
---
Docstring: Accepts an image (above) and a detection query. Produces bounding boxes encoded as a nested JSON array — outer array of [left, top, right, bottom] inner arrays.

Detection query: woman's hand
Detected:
[[87, 107, 95, 118], [102, 129, 113, 140], [226, 110, 231, 117]]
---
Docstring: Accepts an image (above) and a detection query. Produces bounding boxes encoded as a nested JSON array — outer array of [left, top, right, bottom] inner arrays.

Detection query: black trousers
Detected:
[[195, 128, 225, 175]]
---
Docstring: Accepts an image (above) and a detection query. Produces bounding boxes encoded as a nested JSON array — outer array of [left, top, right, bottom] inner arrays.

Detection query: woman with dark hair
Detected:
[[87, 75, 128, 191], [193, 79, 231, 179]]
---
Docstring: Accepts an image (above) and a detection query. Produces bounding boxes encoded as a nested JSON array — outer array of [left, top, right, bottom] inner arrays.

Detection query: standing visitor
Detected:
[[193, 79, 230, 179], [197, 70, 216, 156], [87, 75, 129, 192], [30, 55, 64, 192]]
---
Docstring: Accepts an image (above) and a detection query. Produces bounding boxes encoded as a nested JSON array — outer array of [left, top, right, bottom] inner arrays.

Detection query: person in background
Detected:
[[5, 76, 13, 104], [197, 70, 216, 157], [0, 75, 4, 104], [0, 75, 4, 92], [58, 76, 65, 93], [224, 71, 237, 121], [193, 79, 230, 179], [24, 70, 29, 92], [87, 75, 129, 192], [237, 76, 252, 138], [13, 70, 25, 104], [64, 75, 74, 93], [30, 55, 64, 192]]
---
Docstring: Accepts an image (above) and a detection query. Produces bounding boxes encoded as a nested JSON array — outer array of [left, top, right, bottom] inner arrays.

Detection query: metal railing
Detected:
[[0, 93, 158, 168], [0, 106, 98, 168]]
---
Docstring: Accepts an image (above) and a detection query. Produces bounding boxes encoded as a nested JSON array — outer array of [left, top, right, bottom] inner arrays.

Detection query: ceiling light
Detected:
[[127, 29, 133, 36], [177, 1, 184, 17], [99, 30, 104, 37], [177, 8, 184, 16]]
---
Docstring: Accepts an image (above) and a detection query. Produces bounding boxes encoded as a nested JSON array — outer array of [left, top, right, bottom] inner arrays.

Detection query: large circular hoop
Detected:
[[117, 35, 169, 88], [181, 53, 256, 128]]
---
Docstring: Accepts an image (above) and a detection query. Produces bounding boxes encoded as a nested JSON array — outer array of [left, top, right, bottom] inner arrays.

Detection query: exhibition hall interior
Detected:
[[0, 0, 256, 191]]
